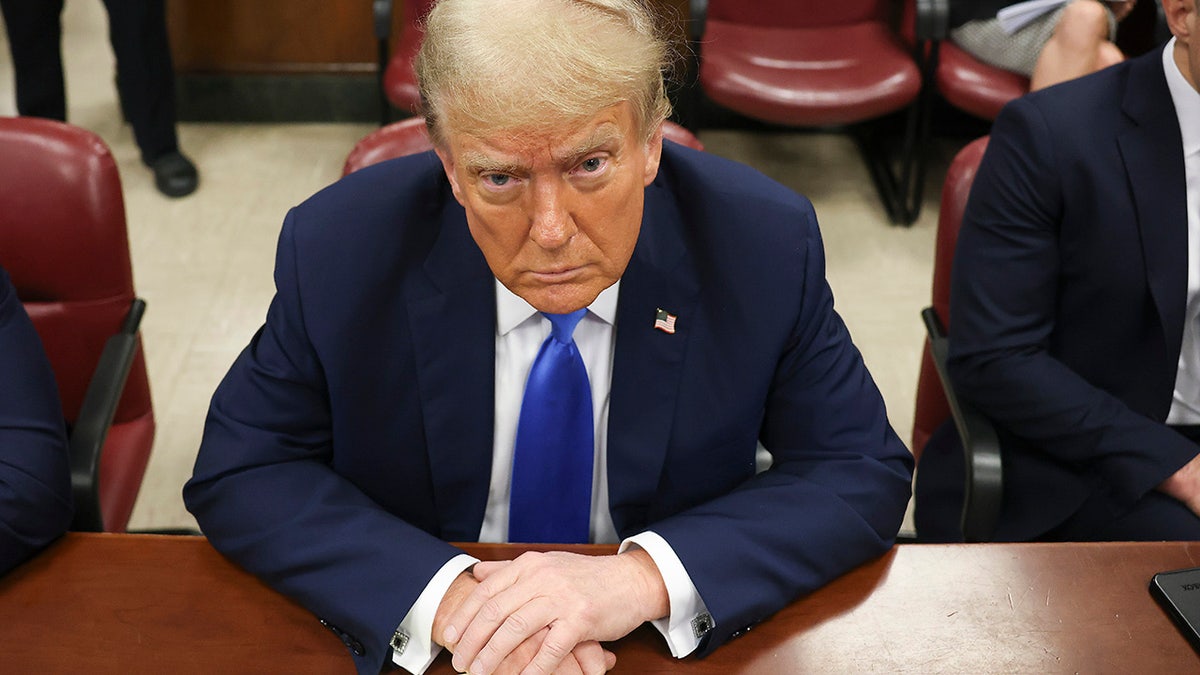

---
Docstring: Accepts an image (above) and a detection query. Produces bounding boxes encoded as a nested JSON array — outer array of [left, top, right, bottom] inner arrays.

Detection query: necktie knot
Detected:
[[542, 309, 587, 344]]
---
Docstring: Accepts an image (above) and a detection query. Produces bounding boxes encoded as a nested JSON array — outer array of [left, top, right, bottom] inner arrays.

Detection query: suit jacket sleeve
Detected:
[[648, 202, 914, 651], [948, 97, 1198, 508], [0, 268, 72, 574], [183, 211, 463, 675]]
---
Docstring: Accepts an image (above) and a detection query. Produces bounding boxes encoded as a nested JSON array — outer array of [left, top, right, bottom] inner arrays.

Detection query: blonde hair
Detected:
[[416, 0, 676, 146]]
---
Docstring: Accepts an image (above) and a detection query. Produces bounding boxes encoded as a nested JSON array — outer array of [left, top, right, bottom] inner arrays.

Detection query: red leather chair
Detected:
[[935, 42, 1030, 121], [912, 136, 1001, 542], [693, 0, 924, 224], [0, 117, 155, 533], [343, 117, 705, 176], [375, 0, 436, 117], [908, 0, 1029, 123]]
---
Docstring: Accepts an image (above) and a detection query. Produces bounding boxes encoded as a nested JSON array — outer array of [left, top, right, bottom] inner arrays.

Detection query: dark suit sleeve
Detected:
[[650, 207, 914, 650], [183, 211, 463, 675], [948, 98, 1197, 507], [0, 268, 72, 574]]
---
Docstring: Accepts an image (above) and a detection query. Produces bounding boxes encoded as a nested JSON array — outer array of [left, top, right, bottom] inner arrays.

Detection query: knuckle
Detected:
[[500, 611, 532, 636], [480, 598, 506, 622], [540, 635, 572, 661]]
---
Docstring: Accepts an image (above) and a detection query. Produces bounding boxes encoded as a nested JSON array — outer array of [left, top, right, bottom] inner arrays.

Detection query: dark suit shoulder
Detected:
[[277, 151, 460, 296], [655, 142, 816, 248], [286, 151, 452, 257], [1005, 46, 1168, 132]]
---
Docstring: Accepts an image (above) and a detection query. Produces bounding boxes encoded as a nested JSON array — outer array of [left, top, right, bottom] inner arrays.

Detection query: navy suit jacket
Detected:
[[928, 47, 1196, 541], [0, 265, 72, 574], [184, 142, 913, 673]]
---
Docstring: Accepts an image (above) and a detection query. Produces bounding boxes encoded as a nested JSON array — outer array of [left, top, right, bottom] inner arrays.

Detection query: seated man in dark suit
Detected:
[[0, 265, 72, 574], [183, 0, 913, 673], [916, 0, 1200, 542]]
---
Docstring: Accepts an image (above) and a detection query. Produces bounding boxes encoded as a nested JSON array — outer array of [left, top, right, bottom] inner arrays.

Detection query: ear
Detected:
[[642, 123, 664, 187], [1164, 0, 1194, 41], [434, 145, 466, 205]]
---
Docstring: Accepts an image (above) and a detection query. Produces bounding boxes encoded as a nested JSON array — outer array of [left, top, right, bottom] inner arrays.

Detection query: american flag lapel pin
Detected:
[[653, 308, 677, 334]]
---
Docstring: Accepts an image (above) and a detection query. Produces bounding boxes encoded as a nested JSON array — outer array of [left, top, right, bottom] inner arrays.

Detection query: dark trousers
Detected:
[[0, 0, 179, 163]]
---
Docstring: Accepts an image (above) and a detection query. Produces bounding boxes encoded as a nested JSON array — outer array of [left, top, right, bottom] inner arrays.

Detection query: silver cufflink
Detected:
[[690, 612, 714, 638], [390, 629, 410, 655]]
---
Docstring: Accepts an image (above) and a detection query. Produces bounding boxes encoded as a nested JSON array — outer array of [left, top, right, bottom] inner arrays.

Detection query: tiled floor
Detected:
[[1, 1, 966, 534]]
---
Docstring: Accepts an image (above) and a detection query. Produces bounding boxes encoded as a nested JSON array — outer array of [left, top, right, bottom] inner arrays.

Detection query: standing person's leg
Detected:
[[0, 0, 67, 120], [1030, 0, 1124, 90], [101, 0, 197, 197]]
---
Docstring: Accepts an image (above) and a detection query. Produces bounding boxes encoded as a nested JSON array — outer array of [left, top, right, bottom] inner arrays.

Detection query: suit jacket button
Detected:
[[350, 639, 365, 655]]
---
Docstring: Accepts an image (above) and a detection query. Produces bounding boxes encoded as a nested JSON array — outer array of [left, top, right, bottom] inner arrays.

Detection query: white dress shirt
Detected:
[[1162, 38, 1200, 424], [392, 279, 711, 673]]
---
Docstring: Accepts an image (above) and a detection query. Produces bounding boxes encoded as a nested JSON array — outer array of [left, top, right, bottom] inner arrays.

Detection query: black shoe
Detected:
[[150, 151, 199, 198]]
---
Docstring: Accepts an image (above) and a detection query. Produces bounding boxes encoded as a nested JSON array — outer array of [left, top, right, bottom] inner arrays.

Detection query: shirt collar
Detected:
[[495, 278, 620, 335], [1164, 38, 1200, 158]]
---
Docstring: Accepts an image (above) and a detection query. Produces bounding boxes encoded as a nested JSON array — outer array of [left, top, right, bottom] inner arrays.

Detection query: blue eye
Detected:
[[485, 174, 511, 186], [581, 157, 604, 172]]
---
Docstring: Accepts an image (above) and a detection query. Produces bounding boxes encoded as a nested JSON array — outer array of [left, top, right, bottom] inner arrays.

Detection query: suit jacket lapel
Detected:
[[607, 179, 701, 536], [1120, 51, 1189, 362], [406, 199, 497, 541]]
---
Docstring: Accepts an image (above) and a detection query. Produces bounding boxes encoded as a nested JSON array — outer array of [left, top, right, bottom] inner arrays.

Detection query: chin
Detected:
[[522, 285, 599, 315]]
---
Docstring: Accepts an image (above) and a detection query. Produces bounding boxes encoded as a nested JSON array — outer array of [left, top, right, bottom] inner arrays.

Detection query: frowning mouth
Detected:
[[529, 266, 585, 282]]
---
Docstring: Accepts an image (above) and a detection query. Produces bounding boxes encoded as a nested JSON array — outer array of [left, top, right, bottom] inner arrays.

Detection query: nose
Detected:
[[528, 178, 577, 249]]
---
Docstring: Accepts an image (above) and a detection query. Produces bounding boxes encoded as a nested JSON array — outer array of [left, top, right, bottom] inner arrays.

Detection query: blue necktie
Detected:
[[509, 309, 593, 543]]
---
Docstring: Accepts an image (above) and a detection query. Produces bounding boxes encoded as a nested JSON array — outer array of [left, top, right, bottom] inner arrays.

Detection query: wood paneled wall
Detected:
[[166, 0, 690, 75]]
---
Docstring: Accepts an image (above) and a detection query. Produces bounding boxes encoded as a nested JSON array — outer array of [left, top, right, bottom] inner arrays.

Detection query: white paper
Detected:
[[996, 0, 1068, 34]]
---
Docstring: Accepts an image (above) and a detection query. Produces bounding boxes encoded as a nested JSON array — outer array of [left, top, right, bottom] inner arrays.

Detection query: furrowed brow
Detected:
[[555, 128, 623, 165], [460, 150, 526, 175]]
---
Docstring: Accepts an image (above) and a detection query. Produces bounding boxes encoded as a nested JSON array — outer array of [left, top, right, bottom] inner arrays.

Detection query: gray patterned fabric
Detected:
[[950, 1, 1117, 77]]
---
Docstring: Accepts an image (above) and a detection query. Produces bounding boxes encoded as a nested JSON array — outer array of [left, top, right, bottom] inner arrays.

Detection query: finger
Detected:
[[447, 553, 553, 660], [563, 641, 611, 675], [446, 557, 533, 644], [471, 560, 508, 581], [519, 620, 584, 675], [549, 653, 585, 675], [443, 564, 522, 651], [493, 629, 577, 675], [465, 597, 559, 674]]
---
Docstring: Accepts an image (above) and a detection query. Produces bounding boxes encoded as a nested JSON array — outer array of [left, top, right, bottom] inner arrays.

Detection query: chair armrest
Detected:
[[921, 307, 1002, 542], [69, 298, 146, 532], [915, 0, 950, 41]]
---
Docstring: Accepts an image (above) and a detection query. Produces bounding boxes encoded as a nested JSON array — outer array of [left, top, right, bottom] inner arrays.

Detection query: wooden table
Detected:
[[2, 534, 1198, 673]]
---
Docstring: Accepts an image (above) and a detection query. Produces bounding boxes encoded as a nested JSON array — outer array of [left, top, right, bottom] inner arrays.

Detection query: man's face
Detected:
[[435, 102, 663, 314]]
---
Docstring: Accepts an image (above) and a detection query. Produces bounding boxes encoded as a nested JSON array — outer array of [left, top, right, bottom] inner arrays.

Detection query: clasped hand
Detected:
[[432, 550, 669, 674]]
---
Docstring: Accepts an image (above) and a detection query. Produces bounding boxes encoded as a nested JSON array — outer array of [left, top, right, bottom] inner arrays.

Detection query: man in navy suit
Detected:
[[916, 0, 1200, 542], [0, 265, 72, 574], [183, 0, 913, 673]]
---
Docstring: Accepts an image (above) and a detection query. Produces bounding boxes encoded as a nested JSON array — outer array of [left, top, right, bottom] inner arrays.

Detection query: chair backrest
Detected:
[[343, 117, 705, 176], [937, 43, 1029, 121], [382, 0, 437, 112], [706, 0, 886, 27], [0, 117, 154, 532], [911, 136, 989, 457]]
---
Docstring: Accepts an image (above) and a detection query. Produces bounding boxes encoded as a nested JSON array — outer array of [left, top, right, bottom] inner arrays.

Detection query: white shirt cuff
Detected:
[[620, 531, 713, 658], [390, 553, 479, 674]]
